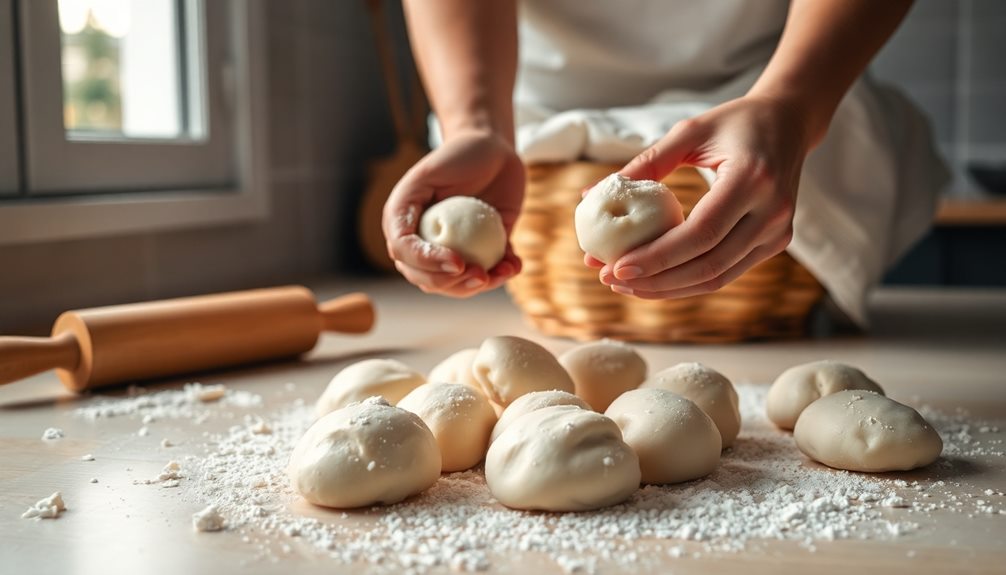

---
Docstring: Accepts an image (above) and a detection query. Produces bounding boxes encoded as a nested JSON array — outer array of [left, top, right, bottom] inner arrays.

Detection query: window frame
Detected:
[[0, 0, 270, 245], [0, 0, 18, 195]]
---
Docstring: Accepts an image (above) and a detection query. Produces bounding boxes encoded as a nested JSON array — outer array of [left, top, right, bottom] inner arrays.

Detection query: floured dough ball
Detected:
[[641, 362, 740, 448], [315, 359, 425, 418], [428, 348, 482, 391], [559, 340, 647, 412], [288, 397, 440, 508], [419, 196, 507, 270], [490, 389, 590, 443], [397, 383, 497, 472], [767, 360, 885, 430], [793, 390, 943, 472], [605, 388, 720, 484], [575, 173, 684, 264], [473, 336, 574, 407], [486, 405, 640, 511]]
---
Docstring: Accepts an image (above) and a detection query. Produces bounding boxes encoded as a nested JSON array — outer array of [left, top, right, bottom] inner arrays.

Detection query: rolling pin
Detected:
[[0, 286, 375, 392]]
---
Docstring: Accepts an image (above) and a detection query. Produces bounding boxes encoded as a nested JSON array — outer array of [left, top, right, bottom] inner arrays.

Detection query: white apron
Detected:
[[437, 0, 949, 326]]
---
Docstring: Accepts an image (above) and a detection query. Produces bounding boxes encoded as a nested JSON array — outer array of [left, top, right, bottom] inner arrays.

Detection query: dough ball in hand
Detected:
[[486, 405, 640, 511], [473, 336, 574, 407], [419, 196, 507, 270], [490, 389, 590, 443], [641, 362, 740, 448], [605, 388, 721, 484], [288, 397, 441, 508], [397, 383, 497, 472], [315, 359, 426, 418], [575, 173, 684, 264], [767, 360, 885, 430], [559, 339, 647, 412], [793, 390, 942, 473]]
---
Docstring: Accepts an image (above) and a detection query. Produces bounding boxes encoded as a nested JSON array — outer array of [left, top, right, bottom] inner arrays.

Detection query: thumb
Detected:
[[619, 118, 705, 182]]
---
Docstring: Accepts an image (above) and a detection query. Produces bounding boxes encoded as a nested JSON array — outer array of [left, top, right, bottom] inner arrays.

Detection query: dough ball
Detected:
[[485, 405, 640, 511], [397, 383, 497, 472], [767, 360, 885, 430], [473, 336, 575, 407], [490, 389, 590, 443], [428, 348, 482, 391], [605, 388, 721, 484], [315, 359, 425, 418], [419, 196, 507, 270], [793, 390, 943, 472], [559, 339, 647, 412], [574, 173, 684, 264], [288, 397, 440, 508], [641, 362, 740, 448]]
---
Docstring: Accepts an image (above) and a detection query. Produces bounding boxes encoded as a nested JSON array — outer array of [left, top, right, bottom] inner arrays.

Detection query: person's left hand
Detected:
[[585, 94, 815, 299]]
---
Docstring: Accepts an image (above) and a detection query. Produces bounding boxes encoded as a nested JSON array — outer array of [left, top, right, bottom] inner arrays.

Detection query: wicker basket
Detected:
[[506, 163, 824, 343]]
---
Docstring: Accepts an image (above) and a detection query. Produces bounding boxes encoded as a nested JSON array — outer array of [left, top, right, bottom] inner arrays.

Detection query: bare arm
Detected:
[[384, 1, 524, 298], [603, 0, 914, 298], [402, 0, 518, 143]]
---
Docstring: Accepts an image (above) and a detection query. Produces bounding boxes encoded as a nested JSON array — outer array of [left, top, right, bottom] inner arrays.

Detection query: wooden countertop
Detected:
[[1, 279, 1004, 575]]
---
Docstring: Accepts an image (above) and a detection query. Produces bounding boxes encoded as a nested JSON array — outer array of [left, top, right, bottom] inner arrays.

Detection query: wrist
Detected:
[[743, 87, 834, 151], [439, 107, 515, 147]]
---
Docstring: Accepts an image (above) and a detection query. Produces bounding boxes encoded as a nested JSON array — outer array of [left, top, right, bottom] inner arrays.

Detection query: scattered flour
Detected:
[[70, 382, 1005, 573], [193, 505, 226, 532], [21, 492, 66, 520], [41, 427, 64, 441], [74, 383, 262, 421]]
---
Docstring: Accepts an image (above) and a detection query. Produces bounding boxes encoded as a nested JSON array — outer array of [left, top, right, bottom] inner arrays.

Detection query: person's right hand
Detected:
[[382, 130, 525, 297]]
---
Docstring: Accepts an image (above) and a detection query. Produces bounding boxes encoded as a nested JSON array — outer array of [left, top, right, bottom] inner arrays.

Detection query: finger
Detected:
[[612, 159, 758, 281], [610, 214, 764, 292], [490, 245, 523, 280], [395, 261, 488, 295], [618, 118, 706, 182], [611, 242, 783, 300], [583, 254, 604, 269], [387, 234, 466, 275]]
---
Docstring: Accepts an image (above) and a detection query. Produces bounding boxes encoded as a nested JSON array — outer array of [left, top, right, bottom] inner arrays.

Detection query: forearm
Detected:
[[749, 0, 913, 148], [402, 0, 518, 144]]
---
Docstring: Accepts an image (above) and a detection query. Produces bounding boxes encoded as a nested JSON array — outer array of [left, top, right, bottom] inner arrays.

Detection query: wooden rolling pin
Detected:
[[0, 286, 375, 392]]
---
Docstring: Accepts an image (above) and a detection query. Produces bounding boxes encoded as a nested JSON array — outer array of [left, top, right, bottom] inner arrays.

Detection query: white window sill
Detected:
[[0, 185, 270, 245]]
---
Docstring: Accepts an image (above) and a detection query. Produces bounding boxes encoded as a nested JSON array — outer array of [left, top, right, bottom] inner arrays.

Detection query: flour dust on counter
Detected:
[[58, 380, 1005, 574]]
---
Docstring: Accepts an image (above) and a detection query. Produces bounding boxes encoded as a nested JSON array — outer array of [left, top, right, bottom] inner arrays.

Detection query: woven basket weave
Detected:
[[506, 163, 824, 343]]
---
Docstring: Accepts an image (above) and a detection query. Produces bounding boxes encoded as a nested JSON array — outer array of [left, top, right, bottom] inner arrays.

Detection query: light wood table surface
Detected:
[[1, 278, 1004, 574]]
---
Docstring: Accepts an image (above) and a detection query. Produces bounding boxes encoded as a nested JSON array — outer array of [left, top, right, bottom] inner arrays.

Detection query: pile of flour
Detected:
[[72, 382, 1003, 574]]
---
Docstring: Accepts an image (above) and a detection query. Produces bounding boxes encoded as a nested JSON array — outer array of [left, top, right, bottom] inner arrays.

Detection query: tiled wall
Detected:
[[0, 0, 405, 332], [872, 0, 1006, 197]]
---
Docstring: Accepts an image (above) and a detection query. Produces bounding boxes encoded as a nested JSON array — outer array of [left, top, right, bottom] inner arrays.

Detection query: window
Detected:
[[0, 0, 268, 244]]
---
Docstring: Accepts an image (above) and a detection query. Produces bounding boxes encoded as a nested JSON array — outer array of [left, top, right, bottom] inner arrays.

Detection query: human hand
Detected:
[[586, 95, 814, 299], [383, 130, 525, 297]]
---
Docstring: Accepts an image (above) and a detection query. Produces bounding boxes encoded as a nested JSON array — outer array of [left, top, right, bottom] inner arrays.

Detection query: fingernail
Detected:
[[442, 262, 462, 274], [599, 273, 613, 285], [464, 278, 485, 289], [611, 285, 634, 295], [615, 266, 643, 280]]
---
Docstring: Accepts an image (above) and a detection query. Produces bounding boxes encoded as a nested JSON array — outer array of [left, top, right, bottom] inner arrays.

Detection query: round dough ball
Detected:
[[486, 405, 640, 511], [419, 196, 506, 270], [288, 396, 440, 508], [472, 336, 575, 407], [605, 388, 721, 484], [793, 390, 943, 472], [574, 173, 684, 264], [428, 348, 482, 391], [315, 359, 425, 418], [641, 362, 740, 448], [397, 383, 497, 472], [767, 360, 885, 430], [490, 390, 590, 443], [559, 340, 647, 412]]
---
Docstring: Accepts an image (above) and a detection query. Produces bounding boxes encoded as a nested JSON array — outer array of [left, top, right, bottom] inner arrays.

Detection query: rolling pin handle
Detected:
[[317, 292, 376, 334], [0, 331, 80, 386]]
